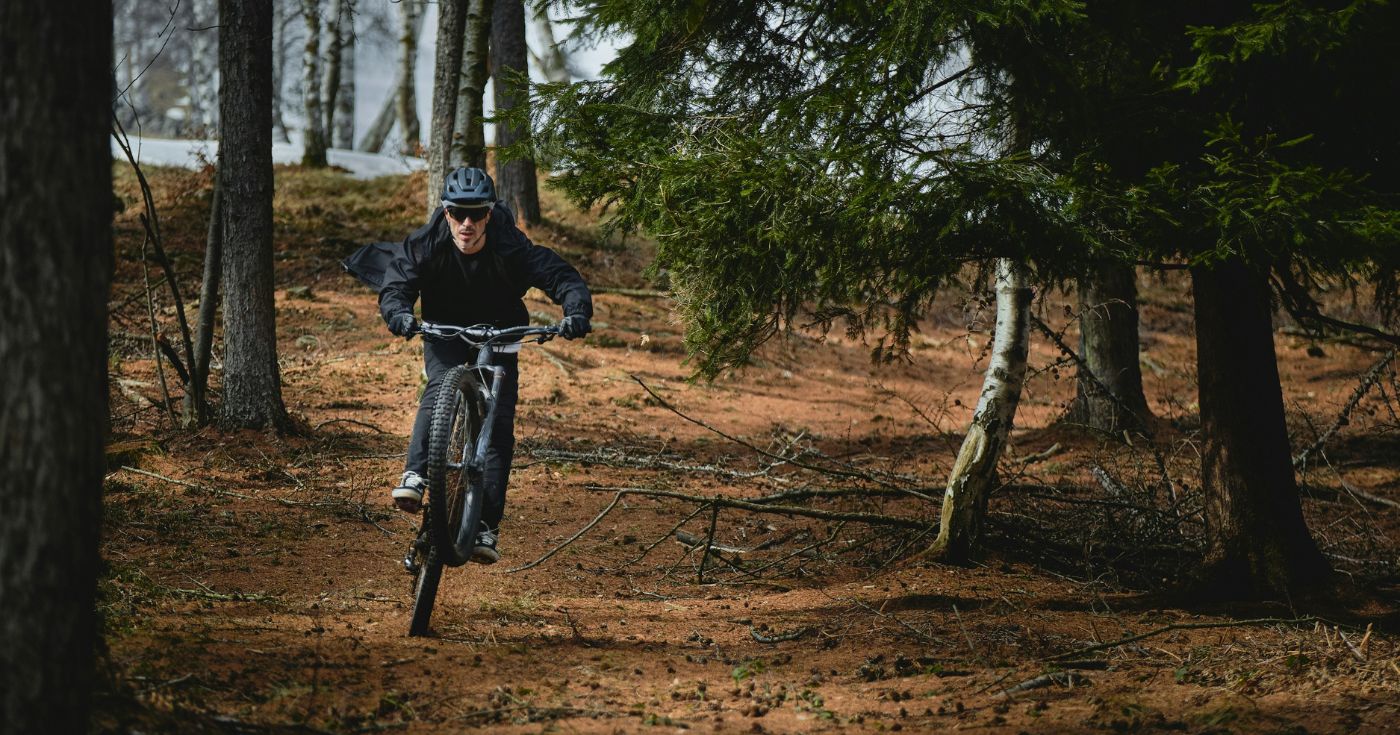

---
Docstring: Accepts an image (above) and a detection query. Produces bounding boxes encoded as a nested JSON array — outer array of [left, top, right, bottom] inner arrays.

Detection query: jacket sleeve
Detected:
[[492, 205, 593, 318], [510, 234, 592, 318], [377, 220, 435, 324]]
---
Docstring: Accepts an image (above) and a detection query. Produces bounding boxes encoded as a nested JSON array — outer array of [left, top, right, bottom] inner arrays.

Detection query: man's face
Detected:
[[445, 203, 492, 254]]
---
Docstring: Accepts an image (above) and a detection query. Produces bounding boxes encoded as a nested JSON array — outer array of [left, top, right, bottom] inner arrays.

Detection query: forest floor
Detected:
[[96, 164, 1400, 734]]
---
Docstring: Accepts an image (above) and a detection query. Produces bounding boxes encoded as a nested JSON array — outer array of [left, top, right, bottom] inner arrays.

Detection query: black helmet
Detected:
[[441, 167, 496, 206]]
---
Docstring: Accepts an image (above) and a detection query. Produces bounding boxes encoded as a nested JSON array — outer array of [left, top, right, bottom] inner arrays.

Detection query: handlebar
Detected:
[[417, 321, 560, 347]]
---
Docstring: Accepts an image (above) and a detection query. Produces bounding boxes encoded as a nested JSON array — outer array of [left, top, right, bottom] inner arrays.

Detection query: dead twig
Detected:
[[506, 492, 624, 573], [632, 376, 904, 490], [315, 417, 390, 434], [1294, 348, 1397, 468], [582, 484, 929, 530], [617, 503, 710, 569], [1044, 617, 1318, 661]]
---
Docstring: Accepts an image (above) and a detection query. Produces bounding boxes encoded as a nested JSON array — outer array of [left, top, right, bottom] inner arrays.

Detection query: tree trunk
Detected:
[[929, 259, 1033, 562], [271, 0, 293, 143], [219, 0, 291, 431], [491, 0, 540, 223], [358, 4, 424, 153], [454, 0, 494, 169], [183, 178, 222, 426], [1066, 261, 1151, 433], [300, 0, 328, 167], [397, 0, 422, 156], [332, 0, 356, 149], [0, 3, 111, 731], [427, 0, 468, 214], [530, 0, 570, 84], [1190, 258, 1330, 598], [321, 0, 344, 145]]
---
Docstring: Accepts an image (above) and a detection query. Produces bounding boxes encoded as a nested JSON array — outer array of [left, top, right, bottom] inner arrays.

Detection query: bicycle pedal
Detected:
[[402, 549, 421, 575]]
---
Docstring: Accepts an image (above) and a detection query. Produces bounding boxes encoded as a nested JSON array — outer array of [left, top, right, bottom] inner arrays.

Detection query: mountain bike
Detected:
[[403, 321, 561, 636]]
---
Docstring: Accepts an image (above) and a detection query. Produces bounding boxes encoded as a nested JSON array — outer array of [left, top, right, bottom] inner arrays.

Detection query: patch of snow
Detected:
[[111, 135, 426, 180]]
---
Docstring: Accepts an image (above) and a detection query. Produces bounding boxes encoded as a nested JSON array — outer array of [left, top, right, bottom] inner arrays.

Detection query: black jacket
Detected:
[[343, 202, 592, 329]]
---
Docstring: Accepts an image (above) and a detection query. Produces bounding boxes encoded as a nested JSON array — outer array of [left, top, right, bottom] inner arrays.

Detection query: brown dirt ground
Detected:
[[96, 165, 1400, 734]]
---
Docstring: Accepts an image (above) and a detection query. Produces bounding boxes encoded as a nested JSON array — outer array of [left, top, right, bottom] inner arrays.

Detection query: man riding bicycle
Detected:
[[349, 167, 592, 564]]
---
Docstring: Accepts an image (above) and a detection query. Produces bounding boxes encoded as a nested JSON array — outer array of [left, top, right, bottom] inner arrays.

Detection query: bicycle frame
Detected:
[[417, 321, 559, 483]]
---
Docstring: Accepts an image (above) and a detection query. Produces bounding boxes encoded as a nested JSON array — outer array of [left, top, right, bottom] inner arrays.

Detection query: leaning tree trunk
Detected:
[[219, 0, 291, 432], [300, 0, 328, 167], [358, 3, 424, 153], [396, 0, 422, 156], [1066, 260, 1151, 433], [491, 0, 541, 223], [321, 0, 344, 145], [929, 259, 1033, 562], [453, 0, 494, 170], [332, 0, 356, 149], [1190, 258, 1330, 598], [427, 0, 467, 214], [183, 177, 222, 426], [0, 2, 112, 731]]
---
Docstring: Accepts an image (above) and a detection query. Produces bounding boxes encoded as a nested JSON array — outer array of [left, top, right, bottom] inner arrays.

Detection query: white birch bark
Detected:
[[321, 0, 344, 140], [396, 0, 422, 156], [427, 0, 467, 214], [301, 0, 328, 166], [452, 0, 494, 169], [188, 0, 220, 133], [333, 0, 356, 149], [357, 5, 424, 152], [929, 259, 1033, 561], [271, 0, 293, 143]]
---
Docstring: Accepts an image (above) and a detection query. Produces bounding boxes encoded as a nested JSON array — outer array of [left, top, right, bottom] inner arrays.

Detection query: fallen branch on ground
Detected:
[[1044, 617, 1318, 661], [632, 376, 914, 490], [582, 484, 929, 529], [315, 417, 390, 434]]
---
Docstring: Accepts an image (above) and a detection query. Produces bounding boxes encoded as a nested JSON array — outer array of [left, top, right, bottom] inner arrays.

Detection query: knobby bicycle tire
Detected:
[[409, 546, 443, 637], [425, 365, 488, 567]]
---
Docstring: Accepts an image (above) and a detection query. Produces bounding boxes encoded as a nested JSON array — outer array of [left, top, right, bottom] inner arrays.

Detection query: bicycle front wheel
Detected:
[[425, 364, 487, 567], [409, 548, 443, 637]]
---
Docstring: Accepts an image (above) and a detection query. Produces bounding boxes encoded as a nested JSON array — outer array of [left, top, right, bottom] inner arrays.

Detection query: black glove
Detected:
[[559, 314, 592, 340], [387, 313, 418, 339]]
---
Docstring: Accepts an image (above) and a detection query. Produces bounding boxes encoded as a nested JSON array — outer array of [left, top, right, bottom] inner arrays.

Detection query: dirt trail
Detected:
[[99, 168, 1400, 734]]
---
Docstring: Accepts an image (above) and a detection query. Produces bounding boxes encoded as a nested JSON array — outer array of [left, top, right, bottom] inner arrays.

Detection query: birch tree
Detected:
[[187, 0, 220, 134], [300, 0, 328, 166], [396, 0, 422, 155], [931, 260, 1032, 560], [452, 0, 494, 169], [332, 0, 356, 148], [358, 2, 424, 153], [272, 0, 295, 143], [427, 0, 468, 214]]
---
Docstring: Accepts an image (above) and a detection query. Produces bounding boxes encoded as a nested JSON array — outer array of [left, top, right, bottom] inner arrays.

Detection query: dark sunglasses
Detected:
[[444, 204, 491, 222]]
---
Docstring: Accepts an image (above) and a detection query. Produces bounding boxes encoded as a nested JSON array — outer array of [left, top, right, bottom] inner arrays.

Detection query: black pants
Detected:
[[405, 339, 518, 531]]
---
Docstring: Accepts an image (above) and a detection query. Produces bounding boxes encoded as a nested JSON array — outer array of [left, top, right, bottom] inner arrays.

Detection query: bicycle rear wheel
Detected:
[[425, 364, 488, 567], [409, 545, 443, 637]]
